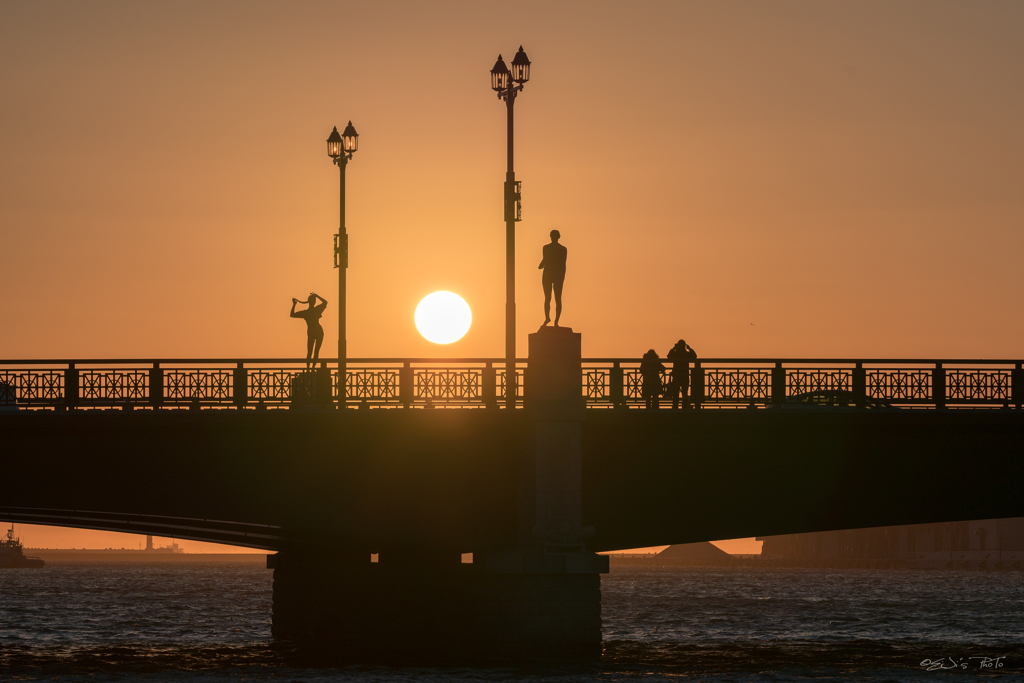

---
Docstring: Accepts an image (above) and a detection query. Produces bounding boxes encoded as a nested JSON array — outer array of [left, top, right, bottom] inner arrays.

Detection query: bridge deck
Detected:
[[3, 408, 1023, 552]]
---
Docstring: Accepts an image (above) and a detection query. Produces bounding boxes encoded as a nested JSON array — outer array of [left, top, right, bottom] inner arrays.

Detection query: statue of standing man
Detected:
[[539, 230, 567, 327]]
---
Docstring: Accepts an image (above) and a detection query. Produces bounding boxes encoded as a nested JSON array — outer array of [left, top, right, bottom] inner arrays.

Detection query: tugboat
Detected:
[[0, 525, 45, 568]]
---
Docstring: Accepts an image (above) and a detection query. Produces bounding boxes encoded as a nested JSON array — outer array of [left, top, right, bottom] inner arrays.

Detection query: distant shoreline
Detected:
[[25, 550, 267, 563]]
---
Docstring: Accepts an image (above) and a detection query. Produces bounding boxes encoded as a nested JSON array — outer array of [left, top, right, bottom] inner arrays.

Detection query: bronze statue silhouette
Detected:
[[290, 292, 328, 367], [666, 339, 698, 409], [538, 230, 567, 326]]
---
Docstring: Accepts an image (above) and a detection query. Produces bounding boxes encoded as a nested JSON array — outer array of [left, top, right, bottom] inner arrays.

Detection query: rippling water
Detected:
[[1, 561, 1021, 681]]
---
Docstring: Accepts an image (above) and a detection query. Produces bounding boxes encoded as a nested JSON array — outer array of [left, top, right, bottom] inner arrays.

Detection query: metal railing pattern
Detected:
[[1, 358, 1021, 410]]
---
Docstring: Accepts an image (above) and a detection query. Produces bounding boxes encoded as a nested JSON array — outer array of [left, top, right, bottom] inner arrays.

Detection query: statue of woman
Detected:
[[290, 292, 328, 368]]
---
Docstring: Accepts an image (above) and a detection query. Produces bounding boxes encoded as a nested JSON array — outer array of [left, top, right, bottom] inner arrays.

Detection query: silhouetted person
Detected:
[[666, 339, 698, 409], [539, 230, 567, 326], [640, 349, 665, 410], [290, 292, 328, 368]]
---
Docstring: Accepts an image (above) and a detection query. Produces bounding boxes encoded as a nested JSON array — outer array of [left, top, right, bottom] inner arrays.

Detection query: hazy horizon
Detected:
[[9, 523, 759, 555]]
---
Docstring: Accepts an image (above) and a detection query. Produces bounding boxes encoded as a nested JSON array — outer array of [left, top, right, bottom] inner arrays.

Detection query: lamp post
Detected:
[[490, 46, 531, 409], [327, 121, 359, 405]]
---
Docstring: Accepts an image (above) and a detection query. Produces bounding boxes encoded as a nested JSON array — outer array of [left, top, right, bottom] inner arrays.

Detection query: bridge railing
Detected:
[[1, 358, 1021, 410], [582, 359, 1024, 409], [0, 359, 525, 410]]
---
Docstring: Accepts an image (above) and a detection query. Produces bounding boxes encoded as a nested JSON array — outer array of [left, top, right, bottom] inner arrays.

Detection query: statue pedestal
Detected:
[[478, 326, 607, 652], [522, 326, 586, 547]]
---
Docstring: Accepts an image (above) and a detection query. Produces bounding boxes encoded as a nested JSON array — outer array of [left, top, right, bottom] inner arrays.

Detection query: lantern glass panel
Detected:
[[511, 48, 531, 84], [341, 122, 359, 153], [491, 55, 509, 92], [511, 62, 529, 83], [491, 69, 508, 92], [327, 140, 342, 158]]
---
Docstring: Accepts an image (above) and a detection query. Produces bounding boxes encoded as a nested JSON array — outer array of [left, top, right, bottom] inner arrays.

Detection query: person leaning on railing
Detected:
[[640, 350, 665, 410], [665, 339, 697, 409]]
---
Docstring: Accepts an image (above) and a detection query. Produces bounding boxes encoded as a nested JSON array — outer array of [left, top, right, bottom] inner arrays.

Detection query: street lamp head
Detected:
[[511, 46, 530, 84], [490, 54, 510, 92], [327, 126, 343, 159], [341, 121, 359, 154]]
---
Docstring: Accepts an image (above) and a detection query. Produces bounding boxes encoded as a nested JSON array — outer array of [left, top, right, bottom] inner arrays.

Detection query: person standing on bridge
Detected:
[[290, 292, 328, 368], [640, 349, 665, 409], [666, 339, 697, 409], [538, 230, 567, 327]]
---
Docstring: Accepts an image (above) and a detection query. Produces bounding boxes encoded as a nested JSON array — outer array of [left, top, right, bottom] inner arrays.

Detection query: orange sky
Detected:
[[12, 526, 252, 554], [2, 2, 1022, 550]]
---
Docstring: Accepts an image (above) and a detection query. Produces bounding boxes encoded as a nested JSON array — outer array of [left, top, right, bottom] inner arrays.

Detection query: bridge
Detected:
[[4, 336, 1024, 660]]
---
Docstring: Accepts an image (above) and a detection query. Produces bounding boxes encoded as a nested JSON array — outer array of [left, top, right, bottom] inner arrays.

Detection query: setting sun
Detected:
[[414, 291, 472, 344]]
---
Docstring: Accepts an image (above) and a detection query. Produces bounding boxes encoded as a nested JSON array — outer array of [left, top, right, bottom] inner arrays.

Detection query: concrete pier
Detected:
[[269, 327, 608, 660], [270, 553, 601, 660]]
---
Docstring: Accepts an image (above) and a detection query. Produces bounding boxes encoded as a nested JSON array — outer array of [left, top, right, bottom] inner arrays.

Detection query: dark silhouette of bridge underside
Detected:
[[4, 409, 1023, 551]]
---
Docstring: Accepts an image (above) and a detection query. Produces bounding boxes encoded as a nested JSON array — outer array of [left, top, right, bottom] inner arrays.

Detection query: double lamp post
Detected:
[[327, 122, 359, 403], [490, 46, 531, 409]]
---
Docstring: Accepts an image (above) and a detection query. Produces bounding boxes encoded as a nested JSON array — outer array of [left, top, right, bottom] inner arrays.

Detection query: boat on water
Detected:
[[0, 525, 45, 568]]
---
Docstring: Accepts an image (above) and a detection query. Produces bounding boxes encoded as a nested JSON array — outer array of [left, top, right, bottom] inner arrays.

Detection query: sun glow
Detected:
[[415, 292, 472, 344]]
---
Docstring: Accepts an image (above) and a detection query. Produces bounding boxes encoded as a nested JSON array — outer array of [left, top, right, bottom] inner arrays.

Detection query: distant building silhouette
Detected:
[[609, 542, 736, 567], [759, 518, 1024, 569]]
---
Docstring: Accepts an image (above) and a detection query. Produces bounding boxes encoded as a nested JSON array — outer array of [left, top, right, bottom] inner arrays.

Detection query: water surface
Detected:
[[1, 561, 1020, 681]]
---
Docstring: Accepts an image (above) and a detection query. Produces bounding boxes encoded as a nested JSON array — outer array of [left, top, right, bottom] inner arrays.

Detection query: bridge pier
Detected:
[[269, 553, 601, 660], [269, 327, 608, 661]]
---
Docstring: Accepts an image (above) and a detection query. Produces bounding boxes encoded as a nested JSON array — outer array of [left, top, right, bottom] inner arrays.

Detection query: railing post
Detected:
[[316, 361, 332, 406], [853, 362, 866, 409], [64, 363, 79, 410], [483, 362, 496, 409], [339, 362, 352, 411], [505, 363, 520, 408], [691, 362, 704, 409], [1014, 363, 1023, 410], [400, 362, 413, 409], [233, 362, 248, 409], [771, 362, 786, 406], [610, 361, 624, 409], [933, 363, 946, 409], [149, 363, 163, 409]]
